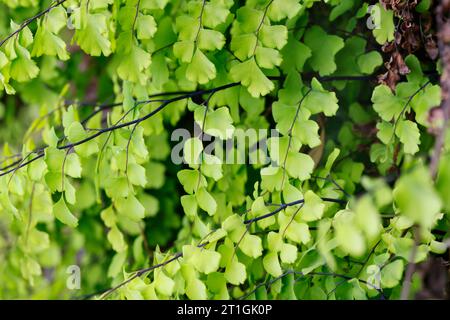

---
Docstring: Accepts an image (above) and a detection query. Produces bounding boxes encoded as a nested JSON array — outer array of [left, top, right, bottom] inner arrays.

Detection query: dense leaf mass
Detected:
[[0, 0, 449, 300]]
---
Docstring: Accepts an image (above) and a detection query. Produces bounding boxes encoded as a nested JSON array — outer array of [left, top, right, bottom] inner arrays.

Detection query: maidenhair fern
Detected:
[[0, 0, 449, 300]]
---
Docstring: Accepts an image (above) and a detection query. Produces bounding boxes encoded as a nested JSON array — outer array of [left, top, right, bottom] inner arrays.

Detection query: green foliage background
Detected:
[[0, 0, 449, 300]]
